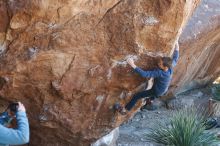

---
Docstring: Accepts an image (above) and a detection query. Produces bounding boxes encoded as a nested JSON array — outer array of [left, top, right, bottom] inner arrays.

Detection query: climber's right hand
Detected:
[[175, 41, 179, 51], [127, 58, 137, 69]]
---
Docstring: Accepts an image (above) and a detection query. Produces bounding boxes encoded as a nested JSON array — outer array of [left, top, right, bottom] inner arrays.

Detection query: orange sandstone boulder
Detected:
[[0, 0, 200, 145]]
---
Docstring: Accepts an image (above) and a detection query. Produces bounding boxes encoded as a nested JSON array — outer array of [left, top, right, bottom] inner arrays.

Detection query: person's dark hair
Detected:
[[7, 102, 19, 113], [162, 57, 172, 68]]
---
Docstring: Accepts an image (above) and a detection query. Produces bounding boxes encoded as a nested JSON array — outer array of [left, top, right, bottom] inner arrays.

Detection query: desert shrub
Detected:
[[146, 108, 218, 146]]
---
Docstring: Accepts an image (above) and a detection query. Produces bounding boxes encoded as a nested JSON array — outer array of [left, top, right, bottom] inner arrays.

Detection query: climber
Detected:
[[116, 41, 180, 115], [0, 102, 30, 145]]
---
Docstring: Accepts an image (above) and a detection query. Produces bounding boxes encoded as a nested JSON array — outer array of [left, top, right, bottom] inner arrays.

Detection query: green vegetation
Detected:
[[146, 108, 218, 146]]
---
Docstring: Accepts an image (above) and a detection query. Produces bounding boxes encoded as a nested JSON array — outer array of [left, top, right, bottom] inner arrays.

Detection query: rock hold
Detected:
[[142, 16, 159, 26], [28, 47, 38, 59]]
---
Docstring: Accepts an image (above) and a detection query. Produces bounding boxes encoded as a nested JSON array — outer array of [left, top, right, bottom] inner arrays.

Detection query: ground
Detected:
[[116, 85, 220, 146]]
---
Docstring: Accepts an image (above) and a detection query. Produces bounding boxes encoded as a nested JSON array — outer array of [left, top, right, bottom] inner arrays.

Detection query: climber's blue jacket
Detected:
[[0, 111, 29, 146], [134, 49, 179, 96]]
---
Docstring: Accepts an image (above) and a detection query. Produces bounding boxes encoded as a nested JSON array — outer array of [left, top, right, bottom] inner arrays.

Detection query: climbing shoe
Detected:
[[205, 117, 218, 130], [114, 103, 127, 115], [141, 98, 157, 111]]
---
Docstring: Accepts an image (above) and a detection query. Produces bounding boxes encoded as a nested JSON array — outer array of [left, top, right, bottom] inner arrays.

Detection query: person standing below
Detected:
[[118, 41, 179, 114], [0, 102, 30, 146]]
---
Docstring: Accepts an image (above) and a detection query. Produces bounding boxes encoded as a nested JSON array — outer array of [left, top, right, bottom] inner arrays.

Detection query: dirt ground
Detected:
[[116, 86, 220, 146]]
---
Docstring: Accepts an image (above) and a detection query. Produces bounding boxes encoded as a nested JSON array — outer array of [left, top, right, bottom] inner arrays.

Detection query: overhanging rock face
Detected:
[[0, 0, 200, 145], [170, 0, 220, 94]]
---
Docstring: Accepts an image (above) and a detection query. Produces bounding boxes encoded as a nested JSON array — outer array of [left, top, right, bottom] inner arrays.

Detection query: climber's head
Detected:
[[5, 102, 19, 116], [158, 57, 172, 71]]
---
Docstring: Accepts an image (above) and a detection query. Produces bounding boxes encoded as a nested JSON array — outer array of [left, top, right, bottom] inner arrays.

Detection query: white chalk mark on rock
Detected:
[[119, 91, 127, 99], [48, 22, 59, 29], [0, 42, 6, 54], [107, 55, 139, 80], [52, 80, 61, 91], [142, 16, 159, 25], [39, 114, 48, 122], [28, 47, 38, 59], [107, 68, 112, 80], [111, 55, 139, 68], [96, 95, 105, 104], [89, 65, 101, 77], [137, 43, 165, 57]]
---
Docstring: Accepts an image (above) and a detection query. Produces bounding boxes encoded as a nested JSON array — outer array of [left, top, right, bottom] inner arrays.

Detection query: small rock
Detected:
[[141, 114, 145, 119], [217, 131, 220, 138], [192, 91, 203, 97]]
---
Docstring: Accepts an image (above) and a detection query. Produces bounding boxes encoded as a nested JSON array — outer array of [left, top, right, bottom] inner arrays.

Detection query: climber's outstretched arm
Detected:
[[0, 102, 29, 145], [172, 42, 179, 67], [127, 58, 163, 78]]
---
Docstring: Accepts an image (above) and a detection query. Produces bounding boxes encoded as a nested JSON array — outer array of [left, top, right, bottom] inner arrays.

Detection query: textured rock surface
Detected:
[[0, 0, 200, 145], [91, 127, 119, 146], [170, 0, 220, 94]]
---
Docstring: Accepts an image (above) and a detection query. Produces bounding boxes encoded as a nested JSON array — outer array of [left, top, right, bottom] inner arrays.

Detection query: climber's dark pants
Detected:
[[125, 89, 157, 111]]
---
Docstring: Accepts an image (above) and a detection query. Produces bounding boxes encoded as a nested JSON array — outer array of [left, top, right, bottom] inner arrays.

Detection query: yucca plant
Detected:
[[146, 108, 219, 146], [212, 84, 220, 101]]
